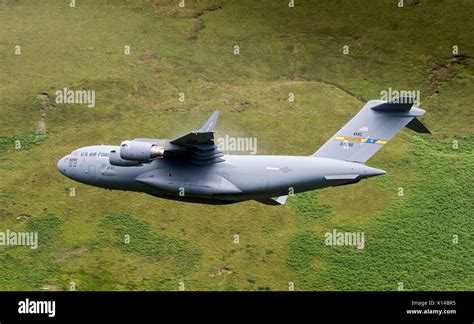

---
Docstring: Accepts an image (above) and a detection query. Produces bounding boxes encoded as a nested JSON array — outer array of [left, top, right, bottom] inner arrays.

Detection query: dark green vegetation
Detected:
[[0, 0, 472, 290]]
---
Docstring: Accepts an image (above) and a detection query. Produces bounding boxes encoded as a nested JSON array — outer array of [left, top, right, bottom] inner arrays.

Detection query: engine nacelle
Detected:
[[109, 149, 139, 166], [119, 140, 165, 161]]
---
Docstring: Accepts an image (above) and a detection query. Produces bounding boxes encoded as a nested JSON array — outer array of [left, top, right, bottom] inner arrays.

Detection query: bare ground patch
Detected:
[[210, 266, 233, 277], [427, 54, 471, 94], [188, 19, 204, 40], [132, 84, 148, 97], [147, 1, 221, 18], [41, 284, 59, 291], [16, 213, 31, 221], [36, 92, 55, 135], [135, 51, 158, 65], [56, 245, 89, 262], [222, 98, 253, 113]]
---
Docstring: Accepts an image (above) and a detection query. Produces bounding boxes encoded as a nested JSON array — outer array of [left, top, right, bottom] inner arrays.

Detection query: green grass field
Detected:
[[0, 0, 472, 291]]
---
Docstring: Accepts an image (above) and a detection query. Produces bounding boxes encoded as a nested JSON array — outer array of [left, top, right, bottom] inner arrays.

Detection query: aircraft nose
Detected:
[[57, 155, 68, 174]]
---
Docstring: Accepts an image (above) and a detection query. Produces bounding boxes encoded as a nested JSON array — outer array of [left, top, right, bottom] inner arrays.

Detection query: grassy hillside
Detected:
[[0, 0, 472, 291]]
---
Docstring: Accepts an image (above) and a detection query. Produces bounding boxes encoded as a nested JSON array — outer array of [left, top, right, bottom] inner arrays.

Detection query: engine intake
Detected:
[[120, 140, 165, 161]]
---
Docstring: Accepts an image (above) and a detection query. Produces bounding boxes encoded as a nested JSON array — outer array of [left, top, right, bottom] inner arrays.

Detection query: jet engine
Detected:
[[119, 140, 165, 161], [109, 149, 140, 166]]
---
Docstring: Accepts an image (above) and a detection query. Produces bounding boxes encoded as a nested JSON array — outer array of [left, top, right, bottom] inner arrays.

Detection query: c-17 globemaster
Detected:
[[57, 97, 429, 205]]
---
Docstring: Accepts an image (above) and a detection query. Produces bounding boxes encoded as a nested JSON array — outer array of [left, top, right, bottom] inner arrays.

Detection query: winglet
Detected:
[[198, 111, 219, 133], [275, 195, 288, 205], [255, 195, 289, 206]]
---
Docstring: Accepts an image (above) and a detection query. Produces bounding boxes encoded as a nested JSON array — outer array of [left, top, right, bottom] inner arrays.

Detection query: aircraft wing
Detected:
[[166, 112, 225, 166]]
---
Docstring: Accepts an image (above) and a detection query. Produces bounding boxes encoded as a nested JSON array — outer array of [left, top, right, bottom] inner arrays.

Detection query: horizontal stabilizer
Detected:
[[371, 96, 414, 111], [405, 118, 431, 134]]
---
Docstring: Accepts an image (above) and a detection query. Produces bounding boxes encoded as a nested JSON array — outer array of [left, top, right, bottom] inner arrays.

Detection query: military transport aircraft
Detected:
[[57, 97, 429, 205]]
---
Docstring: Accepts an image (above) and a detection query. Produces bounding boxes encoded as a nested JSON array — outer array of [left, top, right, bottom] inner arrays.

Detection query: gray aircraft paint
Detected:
[[57, 97, 429, 205]]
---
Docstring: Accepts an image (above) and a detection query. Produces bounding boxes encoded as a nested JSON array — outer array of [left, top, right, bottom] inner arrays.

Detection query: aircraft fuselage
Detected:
[[57, 145, 385, 204]]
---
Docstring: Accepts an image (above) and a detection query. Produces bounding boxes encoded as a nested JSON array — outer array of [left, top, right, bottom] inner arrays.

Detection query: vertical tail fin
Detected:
[[312, 97, 430, 163]]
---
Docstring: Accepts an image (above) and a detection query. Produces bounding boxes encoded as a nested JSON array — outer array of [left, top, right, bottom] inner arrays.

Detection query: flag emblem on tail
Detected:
[[334, 136, 387, 145]]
